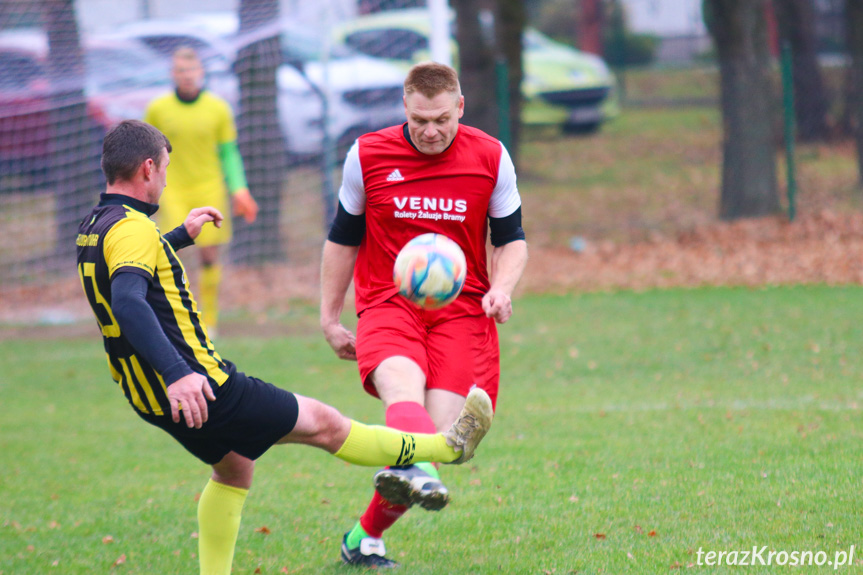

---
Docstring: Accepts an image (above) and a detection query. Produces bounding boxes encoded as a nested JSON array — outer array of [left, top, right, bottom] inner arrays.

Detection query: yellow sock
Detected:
[[200, 264, 222, 330], [334, 421, 459, 466], [197, 479, 248, 575]]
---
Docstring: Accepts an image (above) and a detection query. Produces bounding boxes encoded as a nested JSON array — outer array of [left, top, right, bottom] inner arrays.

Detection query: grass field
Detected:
[[3, 286, 863, 574]]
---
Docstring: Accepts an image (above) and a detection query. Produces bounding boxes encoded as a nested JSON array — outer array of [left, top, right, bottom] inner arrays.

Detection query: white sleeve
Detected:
[[488, 142, 522, 218], [338, 140, 366, 215]]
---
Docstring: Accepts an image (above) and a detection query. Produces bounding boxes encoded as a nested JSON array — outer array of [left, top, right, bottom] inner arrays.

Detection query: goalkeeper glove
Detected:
[[232, 188, 258, 224]]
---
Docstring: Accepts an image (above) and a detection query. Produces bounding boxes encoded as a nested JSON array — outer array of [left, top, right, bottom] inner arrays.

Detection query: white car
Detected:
[[105, 18, 323, 159], [113, 12, 407, 158]]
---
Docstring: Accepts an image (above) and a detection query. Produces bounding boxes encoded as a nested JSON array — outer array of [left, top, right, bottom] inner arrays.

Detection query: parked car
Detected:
[[113, 12, 407, 158], [332, 8, 620, 133], [0, 29, 162, 190], [102, 18, 326, 161]]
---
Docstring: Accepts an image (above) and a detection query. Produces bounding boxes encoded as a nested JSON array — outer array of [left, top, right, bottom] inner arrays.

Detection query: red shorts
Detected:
[[356, 294, 500, 410]]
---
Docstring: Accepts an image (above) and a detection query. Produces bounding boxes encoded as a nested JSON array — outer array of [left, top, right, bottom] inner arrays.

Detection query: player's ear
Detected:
[[141, 158, 154, 181], [457, 95, 465, 118]]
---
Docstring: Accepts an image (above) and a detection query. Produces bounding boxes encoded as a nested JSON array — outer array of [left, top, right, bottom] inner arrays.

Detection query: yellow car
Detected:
[[333, 8, 619, 133]]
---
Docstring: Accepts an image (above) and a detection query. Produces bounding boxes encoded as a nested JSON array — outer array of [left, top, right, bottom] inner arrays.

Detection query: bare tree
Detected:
[[848, 0, 863, 186], [454, 0, 498, 136], [704, 0, 781, 219], [234, 0, 288, 262], [44, 0, 103, 262], [774, 0, 830, 141]]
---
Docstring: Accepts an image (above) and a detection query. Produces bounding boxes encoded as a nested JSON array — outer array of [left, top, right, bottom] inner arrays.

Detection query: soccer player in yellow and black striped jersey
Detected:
[[76, 120, 495, 575]]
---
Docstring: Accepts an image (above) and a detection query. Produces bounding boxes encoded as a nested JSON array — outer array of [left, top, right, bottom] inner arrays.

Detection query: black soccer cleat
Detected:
[[340, 533, 399, 569], [374, 465, 450, 511]]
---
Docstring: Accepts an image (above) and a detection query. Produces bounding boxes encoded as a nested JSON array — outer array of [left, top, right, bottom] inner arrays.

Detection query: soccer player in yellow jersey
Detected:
[[76, 120, 494, 575], [144, 46, 256, 334]]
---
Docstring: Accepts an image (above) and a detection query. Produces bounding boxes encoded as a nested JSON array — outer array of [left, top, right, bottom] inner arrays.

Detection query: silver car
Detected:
[[114, 12, 406, 159]]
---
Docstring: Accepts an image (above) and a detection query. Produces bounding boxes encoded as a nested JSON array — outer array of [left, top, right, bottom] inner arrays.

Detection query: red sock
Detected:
[[384, 401, 437, 434], [358, 402, 437, 538]]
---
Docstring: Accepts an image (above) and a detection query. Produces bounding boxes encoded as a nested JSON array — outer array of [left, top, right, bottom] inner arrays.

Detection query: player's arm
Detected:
[[162, 207, 224, 251], [485, 234, 528, 324], [321, 140, 365, 361], [111, 272, 216, 428], [218, 139, 257, 224], [321, 236, 360, 360], [163, 225, 194, 251], [484, 143, 528, 324]]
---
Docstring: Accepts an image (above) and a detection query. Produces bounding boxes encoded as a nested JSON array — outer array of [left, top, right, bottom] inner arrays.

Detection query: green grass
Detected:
[[3, 286, 863, 573]]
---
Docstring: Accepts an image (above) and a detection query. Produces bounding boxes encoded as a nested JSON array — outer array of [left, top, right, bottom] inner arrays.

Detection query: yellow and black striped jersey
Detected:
[[76, 193, 230, 415]]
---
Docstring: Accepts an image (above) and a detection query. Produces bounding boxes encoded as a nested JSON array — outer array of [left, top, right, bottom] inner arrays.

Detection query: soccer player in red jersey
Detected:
[[320, 62, 528, 568]]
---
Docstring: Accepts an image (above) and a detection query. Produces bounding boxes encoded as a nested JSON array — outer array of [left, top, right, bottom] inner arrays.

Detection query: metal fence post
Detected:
[[781, 41, 798, 222]]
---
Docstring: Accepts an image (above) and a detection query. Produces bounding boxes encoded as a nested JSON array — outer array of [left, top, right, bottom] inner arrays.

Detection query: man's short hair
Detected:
[[101, 120, 171, 185], [404, 62, 461, 100], [172, 46, 201, 64]]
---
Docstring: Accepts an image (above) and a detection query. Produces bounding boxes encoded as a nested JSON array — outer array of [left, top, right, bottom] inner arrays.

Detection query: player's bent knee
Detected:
[[277, 395, 350, 452], [211, 452, 255, 489]]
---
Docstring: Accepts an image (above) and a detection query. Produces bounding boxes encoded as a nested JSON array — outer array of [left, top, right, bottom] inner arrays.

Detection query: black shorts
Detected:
[[137, 361, 300, 465]]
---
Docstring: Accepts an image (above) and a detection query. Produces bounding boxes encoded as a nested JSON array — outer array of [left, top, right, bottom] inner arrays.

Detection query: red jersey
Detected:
[[339, 123, 521, 313]]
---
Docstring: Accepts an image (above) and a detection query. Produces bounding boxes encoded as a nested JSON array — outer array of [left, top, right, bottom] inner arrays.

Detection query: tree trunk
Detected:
[[454, 0, 499, 137], [455, 0, 526, 166], [579, 0, 604, 55], [774, 0, 830, 141], [705, 0, 781, 219], [234, 0, 288, 263], [496, 0, 525, 166], [44, 0, 103, 265], [847, 0, 863, 186]]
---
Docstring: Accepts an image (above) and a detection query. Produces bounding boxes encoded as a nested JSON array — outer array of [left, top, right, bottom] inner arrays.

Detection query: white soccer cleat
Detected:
[[443, 387, 494, 464]]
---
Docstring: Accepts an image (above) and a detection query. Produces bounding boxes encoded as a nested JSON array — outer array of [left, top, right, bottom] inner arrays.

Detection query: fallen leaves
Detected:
[[518, 211, 863, 295], [255, 526, 272, 535]]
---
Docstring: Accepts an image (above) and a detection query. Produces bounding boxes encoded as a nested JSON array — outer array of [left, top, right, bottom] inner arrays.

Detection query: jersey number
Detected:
[[78, 262, 121, 338]]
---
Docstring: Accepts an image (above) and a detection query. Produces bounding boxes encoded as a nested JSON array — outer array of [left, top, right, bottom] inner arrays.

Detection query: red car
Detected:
[[0, 30, 170, 193]]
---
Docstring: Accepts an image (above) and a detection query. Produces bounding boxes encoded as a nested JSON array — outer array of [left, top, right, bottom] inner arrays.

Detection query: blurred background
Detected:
[[0, 0, 859, 327]]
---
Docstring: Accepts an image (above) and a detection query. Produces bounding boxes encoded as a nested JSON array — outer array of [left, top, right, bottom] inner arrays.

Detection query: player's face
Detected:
[[149, 148, 170, 203], [404, 91, 464, 155], [172, 57, 205, 97]]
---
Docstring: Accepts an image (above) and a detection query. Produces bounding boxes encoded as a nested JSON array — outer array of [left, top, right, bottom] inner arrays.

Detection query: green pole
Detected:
[[495, 58, 511, 150], [780, 42, 798, 222]]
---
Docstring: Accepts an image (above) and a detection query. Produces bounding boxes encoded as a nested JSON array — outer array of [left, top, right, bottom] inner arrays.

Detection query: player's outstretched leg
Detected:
[[283, 391, 493, 467], [332, 389, 493, 467]]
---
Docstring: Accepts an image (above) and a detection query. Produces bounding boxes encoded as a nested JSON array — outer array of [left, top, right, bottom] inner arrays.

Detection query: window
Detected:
[[344, 29, 427, 61], [0, 52, 43, 91]]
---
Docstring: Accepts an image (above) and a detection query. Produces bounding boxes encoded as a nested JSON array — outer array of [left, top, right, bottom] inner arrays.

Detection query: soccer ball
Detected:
[[394, 233, 467, 310]]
